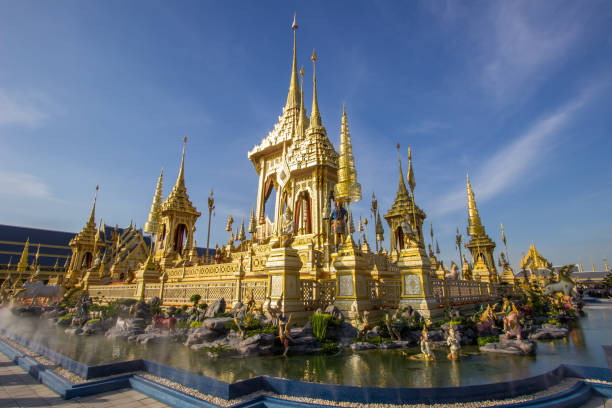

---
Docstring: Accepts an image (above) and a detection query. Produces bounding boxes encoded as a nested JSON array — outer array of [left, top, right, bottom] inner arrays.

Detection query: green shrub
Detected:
[[175, 320, 189, 329], [477, 336, 499, 347], [86, 318, 101, 324], [190, 294, 201, 305], [321, 340, 339, 355], [246, 325, 277, 337], [547, 318, 561, 326], [310, 313, 333, 342], [181, 305, 188, 312], [215, 311, 233, 318], [190, 321, 202, 328], [198, 303, 207, 310], [58, 315, 73, 322]]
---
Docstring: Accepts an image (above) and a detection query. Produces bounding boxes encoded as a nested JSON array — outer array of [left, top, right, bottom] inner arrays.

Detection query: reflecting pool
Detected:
[[1, 302, 610, 388]]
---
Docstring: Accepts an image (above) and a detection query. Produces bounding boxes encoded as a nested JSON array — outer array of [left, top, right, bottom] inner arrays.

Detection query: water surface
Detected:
[[1, 302, 609, 387]]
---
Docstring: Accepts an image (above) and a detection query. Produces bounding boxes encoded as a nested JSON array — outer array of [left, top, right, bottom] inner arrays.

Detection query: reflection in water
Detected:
[[1, 304, 610, 388]]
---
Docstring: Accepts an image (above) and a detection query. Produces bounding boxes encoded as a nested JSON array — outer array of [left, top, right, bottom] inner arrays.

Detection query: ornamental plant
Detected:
[[310, 313, 333, 342]]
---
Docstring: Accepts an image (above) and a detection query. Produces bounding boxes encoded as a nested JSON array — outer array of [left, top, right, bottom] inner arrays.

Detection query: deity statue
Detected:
[[446, 323, 461, 360], [420, 324, 434, 360], [330, 200, 348, 251], [213, 244, 221, 263], [280, 206, 294, 237]]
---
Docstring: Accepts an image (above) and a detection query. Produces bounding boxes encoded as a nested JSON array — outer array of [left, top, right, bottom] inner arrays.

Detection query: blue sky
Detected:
[[1, 1, 611, 271]]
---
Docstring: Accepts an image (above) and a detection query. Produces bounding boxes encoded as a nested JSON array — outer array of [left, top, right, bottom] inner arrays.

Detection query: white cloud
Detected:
[[0, 89, 49, 127], [0, 170, 54, 200], [480, 2, 583, 104], [433, 84, 601, 215]]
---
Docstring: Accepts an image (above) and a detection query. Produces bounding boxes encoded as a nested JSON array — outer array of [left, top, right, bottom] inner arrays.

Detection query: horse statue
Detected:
[[152, 315, 177, 333], [446, 262, 459, 280], [18, 282, 65, 305]]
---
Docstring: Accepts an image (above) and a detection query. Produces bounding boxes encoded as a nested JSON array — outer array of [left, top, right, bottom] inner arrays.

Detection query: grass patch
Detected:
[[477, 336, 499, 347], [190, 321, 202, 328], [321, 340, 339, 355]]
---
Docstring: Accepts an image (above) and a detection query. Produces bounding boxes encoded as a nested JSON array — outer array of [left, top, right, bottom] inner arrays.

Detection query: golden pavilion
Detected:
[[2, 17, 521, 319]]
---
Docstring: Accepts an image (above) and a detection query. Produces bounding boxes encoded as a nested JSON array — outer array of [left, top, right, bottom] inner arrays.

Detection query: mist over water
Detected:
[[0, 304, 610, 387]]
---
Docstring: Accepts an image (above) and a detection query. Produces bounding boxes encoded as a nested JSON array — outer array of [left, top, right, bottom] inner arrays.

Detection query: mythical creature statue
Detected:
[[278, 314, 293, 357], [446, 262, 459, 280], [502, 300, 522, 339], [446, 323, 461, 360], [17, 282, 66, 305], [543, 278, 577, 297], [384, 311, 401, 340]]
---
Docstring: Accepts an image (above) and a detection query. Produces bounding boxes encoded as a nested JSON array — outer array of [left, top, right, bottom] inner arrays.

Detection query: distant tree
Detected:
[[604, 272, 612, 288], [189, 294, 201, 308]]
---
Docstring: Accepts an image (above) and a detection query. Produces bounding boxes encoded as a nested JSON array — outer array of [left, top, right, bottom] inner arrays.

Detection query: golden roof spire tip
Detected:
[[285, 13, 300, 110], [309, 48, 322, 129]]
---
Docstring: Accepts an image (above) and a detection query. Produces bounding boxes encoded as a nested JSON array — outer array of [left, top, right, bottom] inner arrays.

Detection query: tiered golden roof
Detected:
[[465, 175, 497, 276], [69, 186, 100, 249], [162, 138, 200, 218], [520, 244, 551, 270], [334, 105, 361, 203], [144, 169, 163, 235]]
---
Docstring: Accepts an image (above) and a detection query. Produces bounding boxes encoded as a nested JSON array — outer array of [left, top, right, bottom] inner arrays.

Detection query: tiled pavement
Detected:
[[0, 353, 169, 408]]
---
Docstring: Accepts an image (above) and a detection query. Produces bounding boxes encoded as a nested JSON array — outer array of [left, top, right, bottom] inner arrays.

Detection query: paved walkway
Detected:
[[0, 353, 169, 408]]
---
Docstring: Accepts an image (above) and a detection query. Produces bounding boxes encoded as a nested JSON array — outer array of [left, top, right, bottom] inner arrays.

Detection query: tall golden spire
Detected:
[[88, 185, 99, 226], [174, 137, 187, 194], [285, 13, 300, 111], [144, 168, 163, 235], [309, 49, 322, 129], [396, 143, 408, 195], [466, 174, 485, 236], [334, 104, 361, 203], [17, 238, 30, 272], [297, 66, 307, 137]]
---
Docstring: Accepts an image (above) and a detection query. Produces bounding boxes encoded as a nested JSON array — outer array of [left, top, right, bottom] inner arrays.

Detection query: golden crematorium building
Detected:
[[60, 18, 511, 318], [518, 244, 553, 287]]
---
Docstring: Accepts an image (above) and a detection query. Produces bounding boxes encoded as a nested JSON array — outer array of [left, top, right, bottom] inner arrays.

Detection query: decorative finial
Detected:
[[292, 13, 298, 31], [309, 48, 322, 129], [300, 66, 304, 77]]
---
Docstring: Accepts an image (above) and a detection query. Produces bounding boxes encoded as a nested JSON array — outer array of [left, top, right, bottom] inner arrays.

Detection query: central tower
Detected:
[[247, 16, 339, 246]]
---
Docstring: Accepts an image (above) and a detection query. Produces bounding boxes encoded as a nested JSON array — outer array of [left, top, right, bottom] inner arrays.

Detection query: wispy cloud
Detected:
[[480, 2, 584, 104], [0, 170, 54, 200], [433, 83, 603, 215], [0, 89, 50, 127], [404, 120, 450, 135]]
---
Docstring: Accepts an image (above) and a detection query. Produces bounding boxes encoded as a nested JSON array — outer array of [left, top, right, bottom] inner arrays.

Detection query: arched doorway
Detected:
[[294, 191, 312, 234], [174, 224, 187, 254], [81, 252, 93, 269], [395, 226, 404, 251], [262, 176, 276, 224]]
